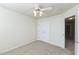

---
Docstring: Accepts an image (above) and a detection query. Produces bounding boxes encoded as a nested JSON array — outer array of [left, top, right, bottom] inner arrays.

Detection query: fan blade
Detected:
[[41, 7, 52, 11]]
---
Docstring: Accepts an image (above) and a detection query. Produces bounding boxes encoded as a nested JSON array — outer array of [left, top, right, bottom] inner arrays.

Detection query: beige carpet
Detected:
[[2, 40, 71, 55]]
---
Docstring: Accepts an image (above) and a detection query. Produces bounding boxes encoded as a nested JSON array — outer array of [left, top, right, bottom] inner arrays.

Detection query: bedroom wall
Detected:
[[0, 7, 36, 53], [37, 5, 78, 48], [75, 5, 79, 55]]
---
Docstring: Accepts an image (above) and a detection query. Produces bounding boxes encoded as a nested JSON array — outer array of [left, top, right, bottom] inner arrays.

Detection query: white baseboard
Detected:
[[37, 39, 65, 48], [0, 39, 36, 54]]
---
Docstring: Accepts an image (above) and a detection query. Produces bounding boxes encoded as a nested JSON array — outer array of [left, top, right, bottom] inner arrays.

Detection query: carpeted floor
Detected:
[[2, 40, 72, 55]]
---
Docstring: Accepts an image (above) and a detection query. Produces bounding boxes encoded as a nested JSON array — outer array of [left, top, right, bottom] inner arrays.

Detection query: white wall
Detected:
[[50, 15, 65, 48], [0, 7, 36, 53], [37, 5, 78, 48], [75, 5, 79, 55]]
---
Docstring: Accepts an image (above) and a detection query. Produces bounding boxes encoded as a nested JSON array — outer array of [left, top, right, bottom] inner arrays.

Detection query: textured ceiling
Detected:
[[0, 3, 78, 19]]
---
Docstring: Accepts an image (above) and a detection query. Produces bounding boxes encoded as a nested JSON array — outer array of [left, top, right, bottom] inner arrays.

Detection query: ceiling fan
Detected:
[[33, 4, 53, 16]]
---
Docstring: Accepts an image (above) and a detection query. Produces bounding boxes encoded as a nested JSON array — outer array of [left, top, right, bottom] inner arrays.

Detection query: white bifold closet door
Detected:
[[37, 21, 50, 41], [37, 16, 65, 48]]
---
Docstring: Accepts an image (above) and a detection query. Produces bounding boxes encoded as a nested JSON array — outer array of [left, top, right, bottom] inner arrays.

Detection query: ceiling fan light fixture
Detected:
[[33, 11, 37, 16], [34, 13, 36, 16], [33, 4, 53, 17], [39, 11, 43, 16]]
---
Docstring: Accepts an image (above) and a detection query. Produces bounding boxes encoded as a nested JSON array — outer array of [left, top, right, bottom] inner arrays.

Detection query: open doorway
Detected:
[[65, 15, 75, 55]]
